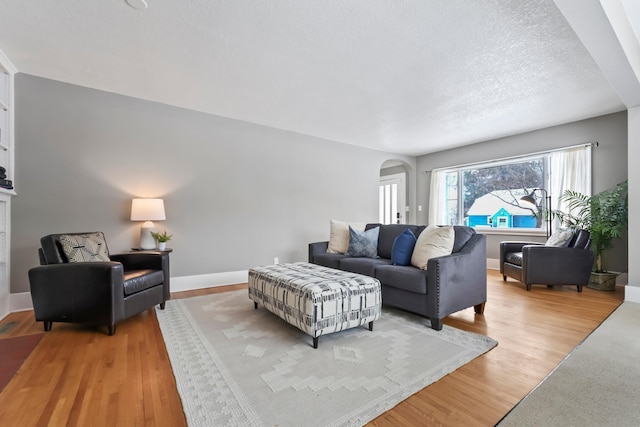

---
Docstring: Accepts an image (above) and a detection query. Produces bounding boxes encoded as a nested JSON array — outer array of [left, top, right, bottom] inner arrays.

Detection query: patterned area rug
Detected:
[[156, 290, 497, 427]]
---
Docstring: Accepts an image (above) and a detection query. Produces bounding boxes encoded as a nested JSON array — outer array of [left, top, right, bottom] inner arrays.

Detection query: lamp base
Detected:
[[139, 221, 157, 250]]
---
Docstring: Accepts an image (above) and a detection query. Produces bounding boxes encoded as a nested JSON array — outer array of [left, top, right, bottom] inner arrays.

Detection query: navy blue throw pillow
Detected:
[[391, 229, 417, 266]]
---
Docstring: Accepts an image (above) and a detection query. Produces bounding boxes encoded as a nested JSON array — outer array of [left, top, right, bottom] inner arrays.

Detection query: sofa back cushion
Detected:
[[370, 224, 419, 259], [452, 226, 476, 253]]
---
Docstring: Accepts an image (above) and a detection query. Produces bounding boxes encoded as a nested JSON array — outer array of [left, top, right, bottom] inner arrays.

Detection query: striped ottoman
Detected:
[[248, 262, 382, 348]]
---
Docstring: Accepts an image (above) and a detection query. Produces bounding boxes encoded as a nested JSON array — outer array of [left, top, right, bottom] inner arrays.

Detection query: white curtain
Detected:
[[428, 168, 448, 225], [549, 145, 592, 226]]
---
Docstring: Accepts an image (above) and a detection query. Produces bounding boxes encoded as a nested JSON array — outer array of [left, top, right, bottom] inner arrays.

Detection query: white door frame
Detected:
[[379, 173, 407, 224]]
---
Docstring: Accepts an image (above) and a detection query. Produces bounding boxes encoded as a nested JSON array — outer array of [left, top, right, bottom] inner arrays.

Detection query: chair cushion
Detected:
[[375, 265, 428, 294], [347, 226, 379, 258], [59, 232, 110, 262], [123, 269, 164, 295], [505, 252, 523, 266], [391, 229, 417, 266]]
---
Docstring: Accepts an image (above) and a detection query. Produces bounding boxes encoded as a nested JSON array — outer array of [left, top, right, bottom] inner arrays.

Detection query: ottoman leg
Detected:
[[368, 321, 374, 331], [313, 337, 318, 349]]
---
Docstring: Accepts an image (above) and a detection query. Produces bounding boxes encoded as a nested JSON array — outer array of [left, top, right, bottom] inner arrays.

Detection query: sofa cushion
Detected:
[[452, 226, 475, 253], [376, 224, 419, 259], [327, 220, 366, 254], [313, 253, 351, 269], [59, 232, 110, 263], [505, 252, 523, 266], [391, 229, 417, 266], [347, 226, 379, 258], [545, 228, 574, 247], [411, 225, 455, 270], [375, 265, 428, 294], [123, 269, 164, 296], [339, 257, 391, 277]]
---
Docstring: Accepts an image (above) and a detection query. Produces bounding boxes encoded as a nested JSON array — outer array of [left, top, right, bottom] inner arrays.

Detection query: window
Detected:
[[429, 145, 592, 233]]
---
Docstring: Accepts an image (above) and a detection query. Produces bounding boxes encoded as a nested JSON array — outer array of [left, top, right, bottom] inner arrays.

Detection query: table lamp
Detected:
[[131, 198, 166, 249]]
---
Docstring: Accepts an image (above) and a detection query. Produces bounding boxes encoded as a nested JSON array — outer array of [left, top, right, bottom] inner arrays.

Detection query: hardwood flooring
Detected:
[[0, 272, 623, 426]]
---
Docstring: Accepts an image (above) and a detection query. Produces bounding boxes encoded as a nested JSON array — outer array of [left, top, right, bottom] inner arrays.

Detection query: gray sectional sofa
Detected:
[[308, 224, 487, 330]]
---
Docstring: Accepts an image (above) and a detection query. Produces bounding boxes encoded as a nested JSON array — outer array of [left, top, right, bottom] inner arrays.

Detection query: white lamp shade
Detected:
[[131, 198, 166, 221]]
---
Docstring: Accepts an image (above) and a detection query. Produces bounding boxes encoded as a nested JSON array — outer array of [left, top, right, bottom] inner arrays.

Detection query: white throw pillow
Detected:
[[545, 228, 574, 247], [327, 220, 366, 254], [410, 225, 455, 270]]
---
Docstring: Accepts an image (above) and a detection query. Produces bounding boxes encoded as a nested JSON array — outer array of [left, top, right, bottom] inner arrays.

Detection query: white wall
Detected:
[[11, 74, 415, 294], [627, 106, 640, 302]]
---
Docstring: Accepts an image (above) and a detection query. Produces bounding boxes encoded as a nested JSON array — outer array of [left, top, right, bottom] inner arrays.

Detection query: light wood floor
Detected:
[[0, 271, 623, 426]]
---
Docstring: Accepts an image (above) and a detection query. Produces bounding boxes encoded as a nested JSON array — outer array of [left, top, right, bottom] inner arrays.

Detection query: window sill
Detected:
[[472, 227, 547, 237]]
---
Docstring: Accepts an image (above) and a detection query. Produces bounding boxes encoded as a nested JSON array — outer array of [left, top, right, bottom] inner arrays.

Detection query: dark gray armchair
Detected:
[[500, 229, 594, 292], [28, 232, 170, 335]]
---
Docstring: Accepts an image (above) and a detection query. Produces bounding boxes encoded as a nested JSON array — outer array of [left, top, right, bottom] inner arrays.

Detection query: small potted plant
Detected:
[[150, 230, 173, 251], [551, 180, 628, 290]]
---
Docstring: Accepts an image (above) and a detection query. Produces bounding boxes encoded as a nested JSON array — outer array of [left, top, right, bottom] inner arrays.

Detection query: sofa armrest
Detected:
[[499, 241, 542, 274], [308, 241, 329, 263], [427, 233, 487, 319], [28, 262, 126, 324], [522, 246, 594, 285], [110, 252, 171, 301]]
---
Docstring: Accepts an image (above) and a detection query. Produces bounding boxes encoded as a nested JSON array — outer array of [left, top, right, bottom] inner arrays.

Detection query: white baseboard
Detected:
[[171, 270, 249, 293], [10, 292, 34, 312], [625, 285, 640, 303], [487, 258, 500, 270]]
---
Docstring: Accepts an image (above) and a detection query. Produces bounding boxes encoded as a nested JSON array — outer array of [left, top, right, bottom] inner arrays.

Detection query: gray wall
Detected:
[[416, 112, 628, 272], [11, 74, 414, 293]]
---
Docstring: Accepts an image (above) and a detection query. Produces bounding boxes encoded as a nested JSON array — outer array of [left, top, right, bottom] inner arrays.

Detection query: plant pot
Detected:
[[158, 242, 167, 251], [587, 272, 617, 291]]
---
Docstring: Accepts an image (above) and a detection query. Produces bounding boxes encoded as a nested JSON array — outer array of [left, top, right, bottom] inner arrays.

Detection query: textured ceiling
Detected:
[[0, 0, 633, 156]]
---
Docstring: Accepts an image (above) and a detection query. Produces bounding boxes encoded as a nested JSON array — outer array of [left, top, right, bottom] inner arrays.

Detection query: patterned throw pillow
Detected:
[[327, 219, 366, 254], [59, 232, 110, 262], [347, 226, 380, 258], [391, 229, 417, 266], [410, 225, 455, 270]]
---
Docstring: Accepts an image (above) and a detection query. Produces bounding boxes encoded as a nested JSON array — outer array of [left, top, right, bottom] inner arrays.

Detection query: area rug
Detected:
[[0, 333, 44, 392], [156, 290, 497, 427], [498, 301, 640, 426]]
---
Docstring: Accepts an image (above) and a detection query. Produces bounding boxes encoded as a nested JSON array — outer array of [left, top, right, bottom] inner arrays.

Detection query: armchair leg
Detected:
[[526, 284, 532, 291], [474, 302, 486, 315], [159, 302, 166, 310], [44, 321, 52, 332], [429, 318, 443, 331], [108, 325, 116, 336], [577, 285, 583, 293], [503, 275, 507, 281]]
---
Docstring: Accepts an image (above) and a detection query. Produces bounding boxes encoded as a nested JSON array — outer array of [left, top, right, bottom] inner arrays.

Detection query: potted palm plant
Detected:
[[551, 180, 628, 290]]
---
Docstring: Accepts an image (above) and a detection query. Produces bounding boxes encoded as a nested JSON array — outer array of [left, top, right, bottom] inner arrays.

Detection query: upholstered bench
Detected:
[[248, 262, 382, 348]]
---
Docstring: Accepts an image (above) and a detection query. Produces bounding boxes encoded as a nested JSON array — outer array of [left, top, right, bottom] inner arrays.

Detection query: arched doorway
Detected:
[[379, 159, 411, 224]]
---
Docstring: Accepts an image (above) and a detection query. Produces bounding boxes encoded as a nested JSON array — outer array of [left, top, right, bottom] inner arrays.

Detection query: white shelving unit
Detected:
[[0, 49, 15, 319]]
